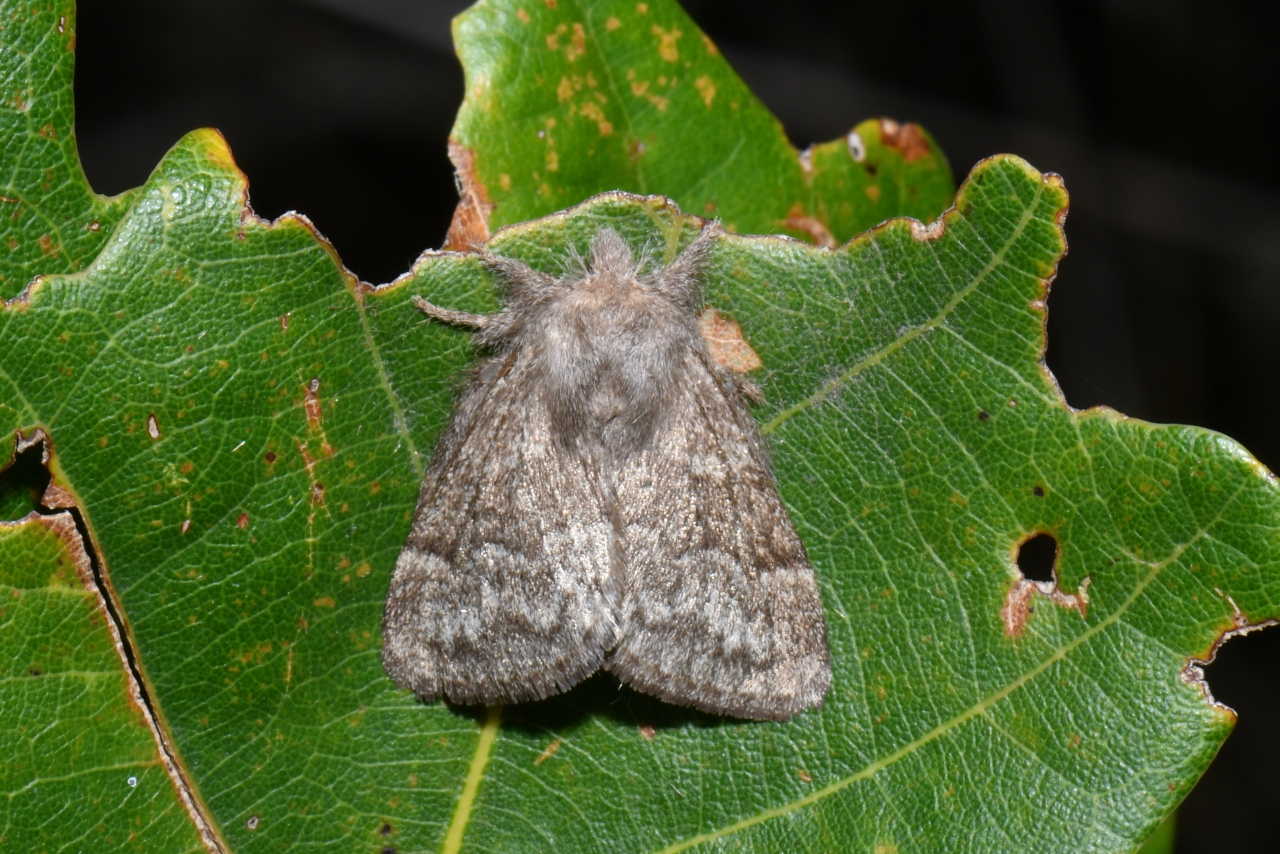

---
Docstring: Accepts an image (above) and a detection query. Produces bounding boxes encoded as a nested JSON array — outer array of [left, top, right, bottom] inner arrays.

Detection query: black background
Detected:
[[71, 1, 1280, 849]]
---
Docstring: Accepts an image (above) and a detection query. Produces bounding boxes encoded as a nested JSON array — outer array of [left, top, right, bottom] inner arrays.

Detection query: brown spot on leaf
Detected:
[[534, 739, 562, 764], [304, 379, 323, 427], [698, 308, 762, 373], [639, 723, 656, 740], [314, 596, 336, 609], [13, 427, 51, 464], [909, 218, 945, 241], [237, 513, 249, 530], [878, 119, 932, 162], [444, 142, 494, 251], [783, 205, 837, 248], [798, 769, 812, 783], [41, 483, 75, 509]]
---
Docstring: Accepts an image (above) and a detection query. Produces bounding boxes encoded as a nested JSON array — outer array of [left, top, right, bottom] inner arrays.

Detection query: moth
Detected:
[[382, 221, 830, 721]]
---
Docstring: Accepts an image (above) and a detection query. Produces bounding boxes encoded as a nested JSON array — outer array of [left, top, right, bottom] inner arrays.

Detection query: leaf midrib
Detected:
[[762, 185, 1044, 436]]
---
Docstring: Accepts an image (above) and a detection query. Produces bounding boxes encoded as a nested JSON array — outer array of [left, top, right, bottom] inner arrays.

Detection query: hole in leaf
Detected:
[[1016, 532, 1057, 582], [0, 441, 52, 521]]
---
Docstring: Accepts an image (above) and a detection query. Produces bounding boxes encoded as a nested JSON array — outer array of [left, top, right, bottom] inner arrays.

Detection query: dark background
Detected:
[[72, 1, 1280, 849]]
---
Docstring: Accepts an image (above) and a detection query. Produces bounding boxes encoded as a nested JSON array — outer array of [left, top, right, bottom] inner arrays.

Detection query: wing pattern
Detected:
[[383, 352, 620, 705], [609, 350, 830, 720]]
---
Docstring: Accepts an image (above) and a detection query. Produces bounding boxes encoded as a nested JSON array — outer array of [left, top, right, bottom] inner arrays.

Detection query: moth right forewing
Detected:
[[609, 350, 830, 721], [383, 349, 620, 706]]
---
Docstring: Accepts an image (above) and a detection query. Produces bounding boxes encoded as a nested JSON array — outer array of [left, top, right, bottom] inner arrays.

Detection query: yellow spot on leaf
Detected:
[[701, 32, 718, 55], [636, 2, 648, 13], [516, 8, 530, 23], [652, 24, 681, 62], [606, 16, 621, 30], [499, 173, 511, 190], [314, 597, 336, 608], [865, 185, 881, 202], [579, 101, 613, 135], [546, 23, 565, 50], [695, 75, 716, 107], [557, 76, 574, 101], [534, 739, 562, 765], [631, 80, 649, 96], [546, 151, 559, 171], [568, 22, 587, 61]]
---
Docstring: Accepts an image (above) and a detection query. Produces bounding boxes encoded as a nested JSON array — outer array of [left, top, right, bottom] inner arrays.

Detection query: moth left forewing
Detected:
[[609, 351, 831, 721], [383, 350, 621, 706]]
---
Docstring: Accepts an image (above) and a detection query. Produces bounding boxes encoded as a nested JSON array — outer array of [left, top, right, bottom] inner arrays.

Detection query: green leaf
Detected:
[[0, 512, 205, 851], [449, 0, 954, 246], [4, 124, 1277, 849], [0, 0, 135, 300], [3, 2, 1278, 852]]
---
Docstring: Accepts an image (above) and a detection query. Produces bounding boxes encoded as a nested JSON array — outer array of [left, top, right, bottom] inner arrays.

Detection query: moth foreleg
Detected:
[[412, 295, 492, 329]]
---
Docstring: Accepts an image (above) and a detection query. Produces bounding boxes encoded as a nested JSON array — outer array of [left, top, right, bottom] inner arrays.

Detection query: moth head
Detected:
[[587, 228, 636, 275], [575, 228, 646, 295]]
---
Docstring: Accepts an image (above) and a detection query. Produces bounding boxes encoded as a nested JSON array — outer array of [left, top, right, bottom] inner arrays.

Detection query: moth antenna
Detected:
[[654, 220, 723, 308], [561, 240, 588, 279], [479, 250, 565, 304], [412, 295, 491, 329], [632, 241, 657, 277]]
